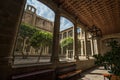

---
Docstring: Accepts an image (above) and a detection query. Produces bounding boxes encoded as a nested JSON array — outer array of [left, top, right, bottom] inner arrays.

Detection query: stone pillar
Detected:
[[99, 39, 103, 55], [66, 50, 69, 59], [93, 38, 99, 54], [67, 31, 68, 37], [51, 11, 60, 63], [61, 47, 63, 55], [80, 28, 85, 56], [61, 33, 64, 55], [73, 23, 79, 61], [0, 0, 26, 80], [61, 33, 63, 39], [22, 37, 28, 54], [80, 40, 84, 56], [90, 38, 94, 56], [84, 30, 89, 59], [47, 46, 49, 55], [43, 47, 45, 55], [29, 46, 32, 55], [84, 31, 87, 56], [83, 41, 85, 56]]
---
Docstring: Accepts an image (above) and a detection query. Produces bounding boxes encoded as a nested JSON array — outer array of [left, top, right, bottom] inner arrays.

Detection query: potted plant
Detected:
[[93, 39, 120, 80]]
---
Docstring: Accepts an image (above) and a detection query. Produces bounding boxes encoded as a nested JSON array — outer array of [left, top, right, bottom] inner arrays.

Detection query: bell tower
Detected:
[[26, 5, 36, 13]]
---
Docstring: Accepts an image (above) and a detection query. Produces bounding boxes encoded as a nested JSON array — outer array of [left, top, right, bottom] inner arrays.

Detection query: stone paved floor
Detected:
[[79, 66, 109, 80]]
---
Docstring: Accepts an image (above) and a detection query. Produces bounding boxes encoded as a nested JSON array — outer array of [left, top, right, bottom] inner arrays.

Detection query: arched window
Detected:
[[13, 0, 55, 65], [59, 17, 74, 62]]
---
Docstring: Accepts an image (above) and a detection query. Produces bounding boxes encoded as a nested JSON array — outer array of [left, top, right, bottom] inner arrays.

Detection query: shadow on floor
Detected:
[[79, 66, 108, 80]]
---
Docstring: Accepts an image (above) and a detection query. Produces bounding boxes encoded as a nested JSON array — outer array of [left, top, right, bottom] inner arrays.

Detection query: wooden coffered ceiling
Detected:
[[52, 0, 120, 35]]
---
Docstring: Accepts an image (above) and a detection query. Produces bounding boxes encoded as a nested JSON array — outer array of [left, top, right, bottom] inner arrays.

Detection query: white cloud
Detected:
[[26, 0, 55, 21], [26, 0, 73, 31]]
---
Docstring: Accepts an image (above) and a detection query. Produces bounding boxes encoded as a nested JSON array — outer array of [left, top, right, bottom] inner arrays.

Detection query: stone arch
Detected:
[[101, 33, 120, 41], [100, 33, 120, 55], [38, 0, 77, 24], [36, 0, 56, 13], [60, 15, 75, 24], [60, 16, 74, 26]]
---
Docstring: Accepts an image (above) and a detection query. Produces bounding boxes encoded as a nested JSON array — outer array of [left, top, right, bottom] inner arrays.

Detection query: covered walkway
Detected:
[[0, 0, 120, 80]]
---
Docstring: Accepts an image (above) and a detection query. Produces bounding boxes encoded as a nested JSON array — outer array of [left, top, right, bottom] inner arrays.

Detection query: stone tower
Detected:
[[22, 5, 37, 26]]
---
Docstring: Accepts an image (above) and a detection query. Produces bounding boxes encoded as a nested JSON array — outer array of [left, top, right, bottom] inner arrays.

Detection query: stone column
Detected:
[[80, 40, 84, 56], [67, 31, 68, 37], [84, 30, 89, 59], [66, 50, 69, 59], [84, 30, 87, 56], [99, 39, 103, 55], [61, 33, 64, 55], [61, 47, 63, 55], [51, 11, 60, 63], [93, 38, 99, 55], [61, 33, 63, 39], [73, 23, 79, 61], [0, 0, 26, 80], [47, 46, 49, 55], [80, 28, 84, 56], [90, 37, 94, 56], [29, 46, 32, 55]]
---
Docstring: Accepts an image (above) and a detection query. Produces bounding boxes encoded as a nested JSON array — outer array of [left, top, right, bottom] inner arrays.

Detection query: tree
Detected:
[[60, 37, 73, 55], [17, 23, 38, 58], [30, 31, 53, 62], [20, 23, 38, 38], [60, 37, 81, 57], [60, 37, 73, 49]]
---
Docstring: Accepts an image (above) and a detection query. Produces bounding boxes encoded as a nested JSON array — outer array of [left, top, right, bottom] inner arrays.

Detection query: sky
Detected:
[[26, 0, 73, 31]]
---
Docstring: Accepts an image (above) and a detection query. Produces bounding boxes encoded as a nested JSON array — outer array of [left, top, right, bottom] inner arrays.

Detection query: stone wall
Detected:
[[99, 33, 120, 55], [0, 0, 26, 79], [76, 59, 95, 70], [22, 5, 54, 32]]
